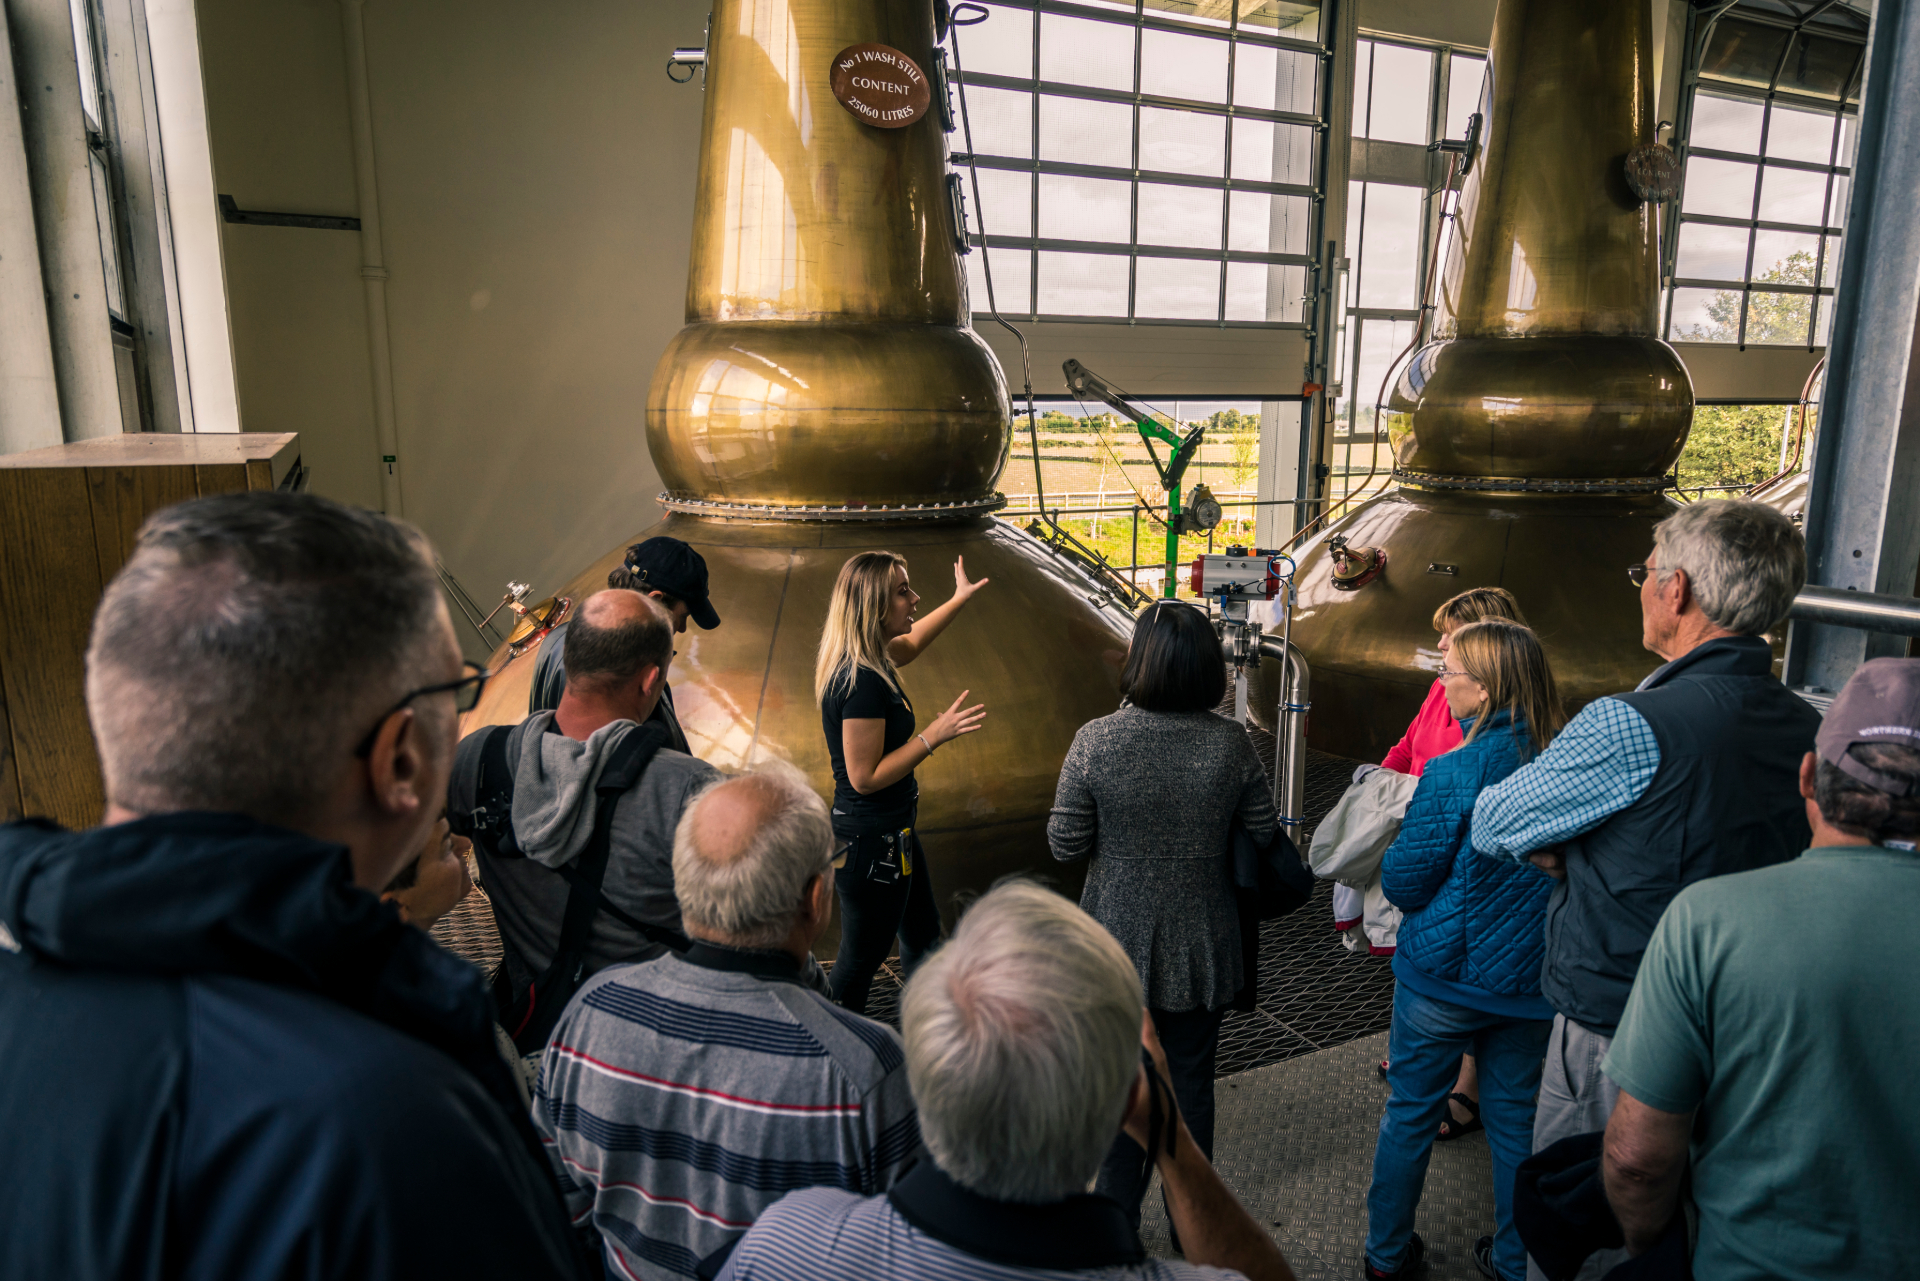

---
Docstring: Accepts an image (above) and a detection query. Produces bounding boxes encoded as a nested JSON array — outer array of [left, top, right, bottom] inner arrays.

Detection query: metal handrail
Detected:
[[1788, 586, 1920, 638], [1257, 634, 1311, 843]]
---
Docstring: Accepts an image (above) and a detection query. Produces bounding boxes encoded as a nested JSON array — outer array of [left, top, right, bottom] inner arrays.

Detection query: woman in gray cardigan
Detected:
[[1048, 599, 1276, 1228]]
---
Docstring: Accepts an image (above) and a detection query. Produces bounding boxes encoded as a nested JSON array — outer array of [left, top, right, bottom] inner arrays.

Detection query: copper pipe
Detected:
[[1748, 356, 1827, 496]]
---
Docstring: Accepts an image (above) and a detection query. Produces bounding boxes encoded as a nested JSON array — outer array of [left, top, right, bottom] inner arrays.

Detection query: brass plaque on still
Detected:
[[830, 43, 930, 128]]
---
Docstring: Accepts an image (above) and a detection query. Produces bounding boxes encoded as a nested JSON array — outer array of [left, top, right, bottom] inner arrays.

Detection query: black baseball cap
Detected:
[[1816, 658, 1920, 796], [623, 537, 720, 630]]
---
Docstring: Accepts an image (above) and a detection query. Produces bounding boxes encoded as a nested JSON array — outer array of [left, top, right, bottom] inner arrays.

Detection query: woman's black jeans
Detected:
[[827, 829, 940, 1016], [1095, 1004, 1226, 1232]]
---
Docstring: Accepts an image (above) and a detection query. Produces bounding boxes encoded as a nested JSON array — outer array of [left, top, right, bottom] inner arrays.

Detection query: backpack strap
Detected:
[[447, 723, 519, 855], [506, 720, 687, 1053]]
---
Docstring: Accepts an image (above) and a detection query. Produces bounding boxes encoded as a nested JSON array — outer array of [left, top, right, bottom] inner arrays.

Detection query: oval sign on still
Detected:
[[830, 43, 930, 129]]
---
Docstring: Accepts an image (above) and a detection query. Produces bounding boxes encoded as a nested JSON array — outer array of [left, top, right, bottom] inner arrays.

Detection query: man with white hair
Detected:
[[0, 493, 580, 1280], [716, 880, 1295, 1281], [533, 762, 919, 1280], [1469, 498, 1820, 1281]]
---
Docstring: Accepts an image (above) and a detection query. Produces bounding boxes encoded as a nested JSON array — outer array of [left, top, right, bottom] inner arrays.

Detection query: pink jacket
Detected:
[[1380, 679, 1461, 776]]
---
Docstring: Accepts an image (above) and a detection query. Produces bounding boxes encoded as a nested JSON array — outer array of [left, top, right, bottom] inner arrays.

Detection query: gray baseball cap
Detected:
[[1815, 658, 1920, 796]]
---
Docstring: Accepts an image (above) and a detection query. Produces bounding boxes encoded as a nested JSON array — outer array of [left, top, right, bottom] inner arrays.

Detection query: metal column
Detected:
[[1787, 0, 1920, 692]]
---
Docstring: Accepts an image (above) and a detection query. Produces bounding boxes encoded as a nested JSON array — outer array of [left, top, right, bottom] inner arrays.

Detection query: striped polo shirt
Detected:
[[716, 1180, 1245, 1281], [533, 945, 921, 1280]]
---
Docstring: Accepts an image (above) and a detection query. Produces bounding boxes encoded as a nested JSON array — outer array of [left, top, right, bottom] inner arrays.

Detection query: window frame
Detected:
[[1659, 3, 1867, 351], [950, 0, 1331, 327]]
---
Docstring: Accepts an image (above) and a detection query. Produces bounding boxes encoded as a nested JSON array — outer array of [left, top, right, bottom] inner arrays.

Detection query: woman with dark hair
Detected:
[[1047, 599, 1275, 1230]]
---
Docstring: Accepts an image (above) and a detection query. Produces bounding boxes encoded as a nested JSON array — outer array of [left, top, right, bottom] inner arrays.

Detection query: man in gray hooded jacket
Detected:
[[475, 590, 719, 984]]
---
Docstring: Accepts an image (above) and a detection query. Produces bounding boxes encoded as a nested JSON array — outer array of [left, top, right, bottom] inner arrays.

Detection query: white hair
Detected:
[[1653, 498, 1805, 635], [901, 879, 1143, 1203], [671, 761, 833, 947]]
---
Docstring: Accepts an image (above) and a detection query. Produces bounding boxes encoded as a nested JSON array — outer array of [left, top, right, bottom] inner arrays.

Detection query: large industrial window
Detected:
[[950, 0, 1326, 326], [1663, 4, 1866, 349], [1328, 37, 1483, 502]]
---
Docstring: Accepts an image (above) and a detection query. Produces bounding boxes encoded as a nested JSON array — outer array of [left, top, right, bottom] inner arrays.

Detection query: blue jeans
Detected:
[[1365, 983, 1551, 1281]]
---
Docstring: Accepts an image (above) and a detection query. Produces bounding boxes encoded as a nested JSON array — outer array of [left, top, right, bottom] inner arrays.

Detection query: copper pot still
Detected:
[[1252, 0, 1694, 758], [463, 0, 1136, 934]]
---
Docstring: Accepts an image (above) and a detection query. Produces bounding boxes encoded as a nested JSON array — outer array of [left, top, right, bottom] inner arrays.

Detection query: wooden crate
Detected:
[[0, 434, 301, 827]]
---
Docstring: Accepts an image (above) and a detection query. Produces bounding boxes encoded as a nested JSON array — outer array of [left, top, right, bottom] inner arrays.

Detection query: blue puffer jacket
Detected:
[[1382, 710, 1555, 1000]]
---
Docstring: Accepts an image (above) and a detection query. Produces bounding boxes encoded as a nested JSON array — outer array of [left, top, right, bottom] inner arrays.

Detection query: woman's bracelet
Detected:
[[917, 733, 935, 755]]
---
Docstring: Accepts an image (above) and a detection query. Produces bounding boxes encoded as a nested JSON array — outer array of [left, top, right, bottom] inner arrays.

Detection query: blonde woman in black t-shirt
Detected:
[[814, 550, 987, 1013]]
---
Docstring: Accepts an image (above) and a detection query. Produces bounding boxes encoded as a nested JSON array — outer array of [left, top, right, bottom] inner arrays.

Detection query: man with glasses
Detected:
[[0, 492, 582, 1280], [1468, 498, 1818, 1281], [453, 589, 719, 1058]]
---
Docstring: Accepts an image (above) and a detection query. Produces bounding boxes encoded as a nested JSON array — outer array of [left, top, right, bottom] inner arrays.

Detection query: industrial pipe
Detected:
[[1258, 634, 1311, 844], [1787, 586, 1920, 638]]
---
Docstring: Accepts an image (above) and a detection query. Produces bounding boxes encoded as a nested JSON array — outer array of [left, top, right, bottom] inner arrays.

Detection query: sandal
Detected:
[[1436, 1092, 1483, 1141]]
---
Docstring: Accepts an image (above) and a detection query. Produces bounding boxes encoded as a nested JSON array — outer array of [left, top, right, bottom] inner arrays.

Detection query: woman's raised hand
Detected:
[[952, 555, 990, 603], [925, 689, 987, 748]]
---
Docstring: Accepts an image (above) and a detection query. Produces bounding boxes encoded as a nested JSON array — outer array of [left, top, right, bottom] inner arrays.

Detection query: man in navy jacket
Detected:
[[1471, 499, 1818, 1281], [0, 493, 581, 1280]]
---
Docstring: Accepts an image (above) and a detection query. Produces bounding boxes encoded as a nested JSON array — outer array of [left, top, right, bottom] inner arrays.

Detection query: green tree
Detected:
[[1683, 249, 1816, 346], [1675, 403, 1797, 490]]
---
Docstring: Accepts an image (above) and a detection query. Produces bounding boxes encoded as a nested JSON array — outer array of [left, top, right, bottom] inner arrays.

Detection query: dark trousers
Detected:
[[827, 831, 940, 1016], [1095, 1004, 1225, 1231]]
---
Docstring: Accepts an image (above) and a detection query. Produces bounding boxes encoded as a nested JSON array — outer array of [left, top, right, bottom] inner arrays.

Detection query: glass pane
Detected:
[[1689, 91, 1764, 155], [1040, 13, 1135, 92], [1228, 190, 1309, 255], [969, 168, 1033, 238], [1674, 222, 1750, 283], [959, 86, 1033, 158], [89, 150, 125, 319], [1743, 290, 1811, 345], [1038, 173, 1132, 243], [1355, 182, 1422, 309], [1699, 18, 1789, 92], [1749, 228, 1819, 287], [1145, 0, 1232, 31], [1812, 295, 1833, 347], [1347, 317, 1416, 460], [1141, 29, 1228, 103], [1037, 249, 1129, 315], [1764, 102, 1837, 164], [1445, 54, 1484, 143], [1139, 106, 1226, 176], [1230, 117, 1313, 184], [1225, 261, 1305, 322], [1234, 0, 1322, 41], [1680, 157, 1757, 219], [1232, 43, 1318, 115], [1827, 173, 1849, 229], [1669, 286, 1741, 342], [1366, 42, 1432, 144], [1836, 115, 1857, 169], [1135, 256, 1219, 319], [955, 3, 1034, 79], [1138, 183, 1223, 250], [1784, 34, 1863, 103], [1039, 95, 1131, 168], [68, 0, 101, 131], [966, 246, 1033, 316], [1821, 233, 1842, 287], [1757, 164, 1828, 226]]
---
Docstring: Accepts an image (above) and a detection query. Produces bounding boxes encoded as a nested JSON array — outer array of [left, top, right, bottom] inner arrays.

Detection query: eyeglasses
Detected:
[[353, 661, 493, 758], [1626, 563, 1675, 588]]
